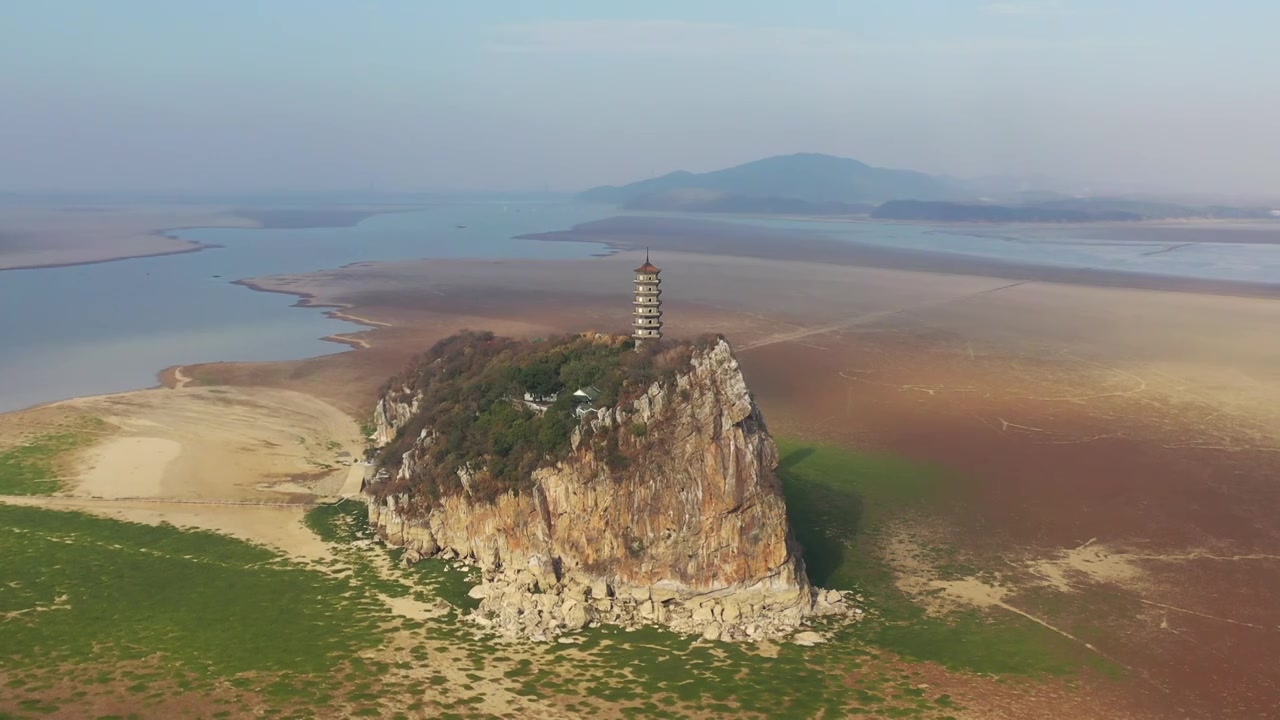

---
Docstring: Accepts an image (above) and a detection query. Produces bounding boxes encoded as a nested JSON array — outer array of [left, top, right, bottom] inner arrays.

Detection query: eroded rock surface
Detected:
[[367, 337, 853, 640]]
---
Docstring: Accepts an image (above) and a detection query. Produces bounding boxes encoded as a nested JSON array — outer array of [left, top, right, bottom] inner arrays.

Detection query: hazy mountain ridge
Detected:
[[580, 153, 962, 209], [582, 153, 1279, 221]]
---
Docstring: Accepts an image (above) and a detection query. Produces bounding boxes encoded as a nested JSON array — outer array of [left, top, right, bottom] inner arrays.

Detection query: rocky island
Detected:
[[364, 331, 849, 641]]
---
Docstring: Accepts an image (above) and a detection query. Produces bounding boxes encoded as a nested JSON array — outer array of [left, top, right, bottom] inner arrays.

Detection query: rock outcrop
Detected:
[[366, 336, 851, 640]]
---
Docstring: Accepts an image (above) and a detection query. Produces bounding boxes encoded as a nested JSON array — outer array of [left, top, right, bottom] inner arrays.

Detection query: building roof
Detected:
[[634, 248, 660, 274]]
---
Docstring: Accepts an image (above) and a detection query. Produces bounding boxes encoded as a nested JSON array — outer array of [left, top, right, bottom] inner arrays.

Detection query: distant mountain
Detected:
[[622, 188, 876, 216], [580, 154, 1278, 222], [579, 153, 962, 211]]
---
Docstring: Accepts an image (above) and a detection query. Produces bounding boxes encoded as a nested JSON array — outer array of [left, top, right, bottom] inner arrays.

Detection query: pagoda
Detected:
[[632, 250, 662, 346]]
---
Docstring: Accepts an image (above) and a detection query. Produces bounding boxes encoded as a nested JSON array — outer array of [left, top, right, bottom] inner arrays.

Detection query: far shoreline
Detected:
[[0, 235, 218, 273], [6, 207, 1275, 416], [521, 215, 1280, 301], [0, 203, 430, 274]]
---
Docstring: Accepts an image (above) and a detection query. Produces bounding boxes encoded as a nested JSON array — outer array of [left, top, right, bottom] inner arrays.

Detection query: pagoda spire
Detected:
[[632, 252, 663, 347]]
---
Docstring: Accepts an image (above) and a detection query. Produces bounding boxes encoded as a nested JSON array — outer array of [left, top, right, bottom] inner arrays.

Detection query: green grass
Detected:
[[0, 439, 1116, 718], [777, 439, 949, 589], [300, 498, 960, 718], [0, 419, 106, 495], [776, 439, 1116, 677], [0, 504, 389, 676], [306, 501, 482, 611]]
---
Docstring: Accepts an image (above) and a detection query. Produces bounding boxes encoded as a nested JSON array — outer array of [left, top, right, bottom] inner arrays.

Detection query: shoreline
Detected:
[[617, 207, 1280, 236], [146, 279, 393, 387], [0, 234, 219, 273], [0, 204, 429, 274], [520, 217, 1280, 300], [232, 277, 393, 345], [9, 207, 1278, 415]]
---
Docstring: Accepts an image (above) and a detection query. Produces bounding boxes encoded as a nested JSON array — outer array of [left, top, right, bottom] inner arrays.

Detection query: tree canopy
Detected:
[[376, 332, 704, 507]]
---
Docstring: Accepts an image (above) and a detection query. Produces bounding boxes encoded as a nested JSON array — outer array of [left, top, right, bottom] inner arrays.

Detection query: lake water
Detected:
[[717, 215, 1280, 286], [0, 203, 613, 412], [2, 203, 1277, 413]]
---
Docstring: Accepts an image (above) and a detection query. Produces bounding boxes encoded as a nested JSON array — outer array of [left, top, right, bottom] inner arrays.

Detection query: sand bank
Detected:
[[0, 386, 364, 559], [77, 437, 181, 498], [0, 202, 429, 272], [0, 205, 251, 271]]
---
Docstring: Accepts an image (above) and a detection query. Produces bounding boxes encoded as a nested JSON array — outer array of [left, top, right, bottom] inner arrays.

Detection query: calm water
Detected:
[[3, 202, 1277, 413], [0, 203, 613, 412], [712, 215, 1280, 286]]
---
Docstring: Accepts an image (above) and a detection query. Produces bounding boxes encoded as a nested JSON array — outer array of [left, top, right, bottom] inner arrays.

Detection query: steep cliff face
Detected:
[[367, 336, 848, 640]]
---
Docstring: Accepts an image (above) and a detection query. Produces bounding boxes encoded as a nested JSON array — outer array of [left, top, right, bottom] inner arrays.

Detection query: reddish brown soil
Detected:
[[737, 331, 1280, 719]]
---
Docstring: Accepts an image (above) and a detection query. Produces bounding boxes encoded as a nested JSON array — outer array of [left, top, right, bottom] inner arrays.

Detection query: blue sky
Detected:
[[3, 1, 1278, 196]]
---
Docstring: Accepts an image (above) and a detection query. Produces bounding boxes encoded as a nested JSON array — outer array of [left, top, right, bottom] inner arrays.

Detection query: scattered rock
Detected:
[[792, 631, 825, 647], [721, 601, 742, 623], [588, 578, 611, 600], [561, 599, 589, 630]]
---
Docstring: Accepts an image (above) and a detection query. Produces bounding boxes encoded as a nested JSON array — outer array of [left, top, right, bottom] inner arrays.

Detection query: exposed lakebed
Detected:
[[2, 203, 1277, 413]]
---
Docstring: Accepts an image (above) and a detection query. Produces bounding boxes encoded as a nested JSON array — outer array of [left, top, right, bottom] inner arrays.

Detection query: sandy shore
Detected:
[[0, 386, 365, 559], [0, 205, 252, 271]]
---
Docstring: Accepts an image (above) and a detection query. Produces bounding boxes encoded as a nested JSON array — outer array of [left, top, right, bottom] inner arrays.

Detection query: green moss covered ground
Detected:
[[0, 418, 108, 495], [0, 440, 1117, 718]]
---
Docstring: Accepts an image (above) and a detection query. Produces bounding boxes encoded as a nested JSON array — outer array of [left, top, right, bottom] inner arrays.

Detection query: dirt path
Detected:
[[738, 281, 1028, 351]]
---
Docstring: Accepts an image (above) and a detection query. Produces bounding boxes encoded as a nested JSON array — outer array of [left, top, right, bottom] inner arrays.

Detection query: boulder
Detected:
[[691, 604, 716, 622], [588, 578, 611, 600], [721, 601, 742, 623], [419, 534, 440, 557], [561, 599, 589, 630], [793, 631, 825, 647]]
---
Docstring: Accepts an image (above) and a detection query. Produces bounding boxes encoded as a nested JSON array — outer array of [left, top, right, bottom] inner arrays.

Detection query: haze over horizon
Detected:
[[4, 1, 1279, 198]]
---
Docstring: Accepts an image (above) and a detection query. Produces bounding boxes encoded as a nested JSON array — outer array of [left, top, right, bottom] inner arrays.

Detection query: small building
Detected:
[[572, 385, 602, 419], [632, 250, 663, 346]]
